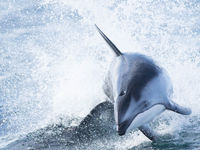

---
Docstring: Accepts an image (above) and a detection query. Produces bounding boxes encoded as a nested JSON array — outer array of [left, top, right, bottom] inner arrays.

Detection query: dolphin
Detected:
[[95, 25, 192, 141]]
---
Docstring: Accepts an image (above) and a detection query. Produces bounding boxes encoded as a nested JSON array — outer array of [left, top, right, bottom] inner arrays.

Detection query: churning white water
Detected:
[[0, 0, 200, 149]]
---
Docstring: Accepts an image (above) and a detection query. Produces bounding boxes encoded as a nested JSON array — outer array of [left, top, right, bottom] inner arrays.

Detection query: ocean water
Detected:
[[0, 0, 200, 149]]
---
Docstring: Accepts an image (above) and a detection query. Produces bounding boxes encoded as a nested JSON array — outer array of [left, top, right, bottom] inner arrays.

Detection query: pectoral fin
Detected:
[[166, 100, 192, 115], [139, 124, 160, 142]]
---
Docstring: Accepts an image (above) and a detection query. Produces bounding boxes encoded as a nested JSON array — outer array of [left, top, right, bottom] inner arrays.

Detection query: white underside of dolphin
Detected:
[[127, 104, 165, 131], [94, 25, 191, 141]]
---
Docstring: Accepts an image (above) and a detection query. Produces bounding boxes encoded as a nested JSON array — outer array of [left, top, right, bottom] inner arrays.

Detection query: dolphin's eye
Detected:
[[119, 90, 126, 96]]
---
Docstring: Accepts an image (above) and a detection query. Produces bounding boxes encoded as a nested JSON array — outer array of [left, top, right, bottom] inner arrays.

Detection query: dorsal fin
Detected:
[[95, 24, 122, 56]]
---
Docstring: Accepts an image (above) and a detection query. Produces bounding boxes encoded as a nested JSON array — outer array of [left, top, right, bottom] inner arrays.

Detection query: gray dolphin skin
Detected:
[[95, 25, 192, 141]]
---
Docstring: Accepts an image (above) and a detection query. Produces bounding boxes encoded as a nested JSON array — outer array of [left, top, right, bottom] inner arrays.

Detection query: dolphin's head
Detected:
[[114, 91, 165, 136]]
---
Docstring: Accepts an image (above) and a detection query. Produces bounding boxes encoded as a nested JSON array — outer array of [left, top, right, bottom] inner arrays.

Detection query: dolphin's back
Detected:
[[103, 53, 161, 103], [127, 54, 161, 101]]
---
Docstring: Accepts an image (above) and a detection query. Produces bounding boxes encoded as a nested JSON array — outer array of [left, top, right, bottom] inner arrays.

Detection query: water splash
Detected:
[[0, 0, 200, 149]]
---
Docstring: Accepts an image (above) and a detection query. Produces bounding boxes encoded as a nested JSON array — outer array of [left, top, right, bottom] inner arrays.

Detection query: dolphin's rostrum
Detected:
[[95, 25, 191, 141]]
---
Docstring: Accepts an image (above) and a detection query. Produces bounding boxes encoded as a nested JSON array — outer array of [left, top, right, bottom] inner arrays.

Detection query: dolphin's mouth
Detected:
[[117, 119, 132, 136], [116, 103, 150, 135], [118, 129, 125, 136], [117, 104, 165, 135]]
